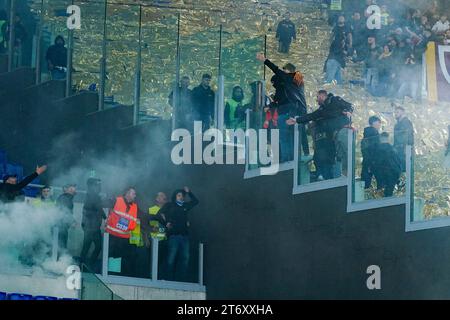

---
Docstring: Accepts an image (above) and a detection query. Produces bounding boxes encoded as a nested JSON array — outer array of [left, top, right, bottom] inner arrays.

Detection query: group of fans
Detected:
[[0, 167, 199, 282]]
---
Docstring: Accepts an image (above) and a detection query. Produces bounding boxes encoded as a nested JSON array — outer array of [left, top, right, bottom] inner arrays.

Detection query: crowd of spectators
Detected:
[[324, 0, 450, 101]]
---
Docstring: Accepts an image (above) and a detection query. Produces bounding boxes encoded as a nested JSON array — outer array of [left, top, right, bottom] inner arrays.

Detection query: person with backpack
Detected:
[[287, 90, 353, 176]]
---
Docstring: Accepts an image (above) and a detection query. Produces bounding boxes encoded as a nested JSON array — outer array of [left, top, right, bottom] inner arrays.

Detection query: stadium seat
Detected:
[[7, 293, 33, 300], [0, 292, 7, 300], [33, 296, 58, 300]]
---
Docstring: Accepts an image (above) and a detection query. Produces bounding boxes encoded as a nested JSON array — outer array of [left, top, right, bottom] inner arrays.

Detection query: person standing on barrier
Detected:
[[393, 106, 414, 173], [256, 53, 309, 162], [159, 187, 199, 282]]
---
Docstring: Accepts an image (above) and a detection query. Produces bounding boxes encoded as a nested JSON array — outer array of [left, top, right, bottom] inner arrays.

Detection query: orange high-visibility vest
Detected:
[[106, 196, 138, 239]]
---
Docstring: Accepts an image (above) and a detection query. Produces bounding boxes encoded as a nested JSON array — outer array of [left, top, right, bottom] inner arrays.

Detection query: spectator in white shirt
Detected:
[[432, 15, 450, 34]]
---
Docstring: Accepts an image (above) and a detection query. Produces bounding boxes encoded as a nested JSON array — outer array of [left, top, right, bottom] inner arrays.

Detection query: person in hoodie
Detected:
[[361, 116, 381, 189], [224, 86, 245, 130], [158, 186, 199, 282], [45, 35, 67, 80], [256, 53, 309, 162], [56, 183, 77, 256]]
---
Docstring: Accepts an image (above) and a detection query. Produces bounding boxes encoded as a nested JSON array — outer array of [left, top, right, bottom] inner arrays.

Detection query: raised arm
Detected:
[[183, 186, 199, 210]]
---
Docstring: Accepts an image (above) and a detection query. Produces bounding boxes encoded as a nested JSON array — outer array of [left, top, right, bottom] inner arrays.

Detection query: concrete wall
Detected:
[[108, 284, 205, 300]]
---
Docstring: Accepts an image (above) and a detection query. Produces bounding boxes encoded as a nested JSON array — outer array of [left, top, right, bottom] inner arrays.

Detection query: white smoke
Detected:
[[0, 201, 74, 276]]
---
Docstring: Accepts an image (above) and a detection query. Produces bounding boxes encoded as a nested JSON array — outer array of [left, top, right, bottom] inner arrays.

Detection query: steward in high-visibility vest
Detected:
[[106, 195, 138, 239], [129, 193, 168, 247]]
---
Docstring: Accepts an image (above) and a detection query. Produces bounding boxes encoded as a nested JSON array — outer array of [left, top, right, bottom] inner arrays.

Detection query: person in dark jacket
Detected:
[[373, 132, 402, 197], [325, 38, 346, 84], [393, 106, 414, 172], [169, 76, 193, 130], [80, 178, 110, 269], [158, 186, 199, 281], [276, 12, 296, 54], [256, 53, 309, 162], [361, 116, 381, 189], [192, 74, 215, 132], [287, 90, 353, 178], [45, 35, 67, 80], [0, 165, 47, 203], [56, 183, 77, 255]]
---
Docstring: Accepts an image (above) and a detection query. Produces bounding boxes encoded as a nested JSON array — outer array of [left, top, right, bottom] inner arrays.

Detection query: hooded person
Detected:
[[158, 187, 199, 281], [45, 35, 68, 80], [224, 86, 245, 129], [256, 53, 310, 162]]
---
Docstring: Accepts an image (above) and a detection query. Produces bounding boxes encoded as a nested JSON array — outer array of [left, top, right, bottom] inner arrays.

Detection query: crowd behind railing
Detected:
[[0, 165, 201, 283]]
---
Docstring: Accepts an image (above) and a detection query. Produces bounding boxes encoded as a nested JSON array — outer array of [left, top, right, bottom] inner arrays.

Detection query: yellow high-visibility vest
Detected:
[[149, 205, 167, 241]]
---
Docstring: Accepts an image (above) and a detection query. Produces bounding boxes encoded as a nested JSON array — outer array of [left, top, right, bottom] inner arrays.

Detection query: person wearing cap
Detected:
[[0, 165, 47, 203], [56, 183, 77, 255], [158, 187, 199, 281], [80, 178, 111, 269], [192, 73, 215, 132]]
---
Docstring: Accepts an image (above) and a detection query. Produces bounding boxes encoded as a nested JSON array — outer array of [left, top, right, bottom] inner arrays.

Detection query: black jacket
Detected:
[[46, 36, 67, 68], [373, 143, 402, 183], [192, 85, 215, 118], [0, 172, 38, 203], [159, 192, 199, 236], [264, 59, 307, 116], [82, 192, 110, 231], [394, 117, 414, 149], [276, 19, 296, 43], [296, 94, 352, 133], [361, 126, 380, 160]]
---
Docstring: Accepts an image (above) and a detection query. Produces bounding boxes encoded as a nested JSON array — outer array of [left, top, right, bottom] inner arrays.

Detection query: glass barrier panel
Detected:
[[221, 33, 265, 141], [72, 1, 105, 94], [179, 10, 220, 132], [104, 3, 139, 107], [296, 122, 350, 187], [350, 129, 407, 203], [81, 264, 117, 300], [410, 125, 450, 222], [157, 237, 200, 284], [140, 8, 178, 123], [107, 227, 152, 280], [40, 0, 71, 82]]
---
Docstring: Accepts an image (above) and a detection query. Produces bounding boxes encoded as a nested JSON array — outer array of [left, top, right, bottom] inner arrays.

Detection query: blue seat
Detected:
[[33, 296, 58, 300], [0, 292, 7, 300], [59, 298, 79, 301], [7, 293, 33, 300]]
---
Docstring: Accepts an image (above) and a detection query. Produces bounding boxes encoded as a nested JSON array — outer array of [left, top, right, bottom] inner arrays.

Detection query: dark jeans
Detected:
[[80, 229, 102, 267], [316, 163, 334, 180], [278, 113, 294, 162], [51, 69, 66, 80], [361, 159, 374, 189], [278, 40, 291, 54], [166, 234, 189, 282]]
